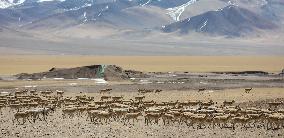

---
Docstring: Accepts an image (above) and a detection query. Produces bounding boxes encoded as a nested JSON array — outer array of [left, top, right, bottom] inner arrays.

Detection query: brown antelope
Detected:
[[155, 89, 162, 93], [268, 102, 282, 111], [212, 114, 231, 129], [161, 112, 175, 125], [231, 116, 251, 130], [112, 96, 123, 102], [100, 96, 111, 101], [189, 114, 208, 129], [0, 103, 5, 113], [223, 100, 235, 106], [198, 88, 206, 92], [135, 96, 145, 102], [99, 89, 112, 94], [13, 111, 31, 124], [245, 88, 253, 93], [124, 112, 142, 124], [56, 90, 64, 96], [96, 110, 113, 124], [62, 107, 77, 118], [145, 113, 161, 125], [138, 89, 155, 93]]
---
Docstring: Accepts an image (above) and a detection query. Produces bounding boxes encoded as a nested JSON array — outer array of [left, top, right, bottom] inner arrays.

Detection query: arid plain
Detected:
[[0, 56, 284, 138], [0, 56, 284, 74]]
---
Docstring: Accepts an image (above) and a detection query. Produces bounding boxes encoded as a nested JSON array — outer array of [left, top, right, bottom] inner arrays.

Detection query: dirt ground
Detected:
[[1, 88, 284, 138], [0, 111, 283, 138], [0, 56, 284, 138], [0, 56, 284, 75]]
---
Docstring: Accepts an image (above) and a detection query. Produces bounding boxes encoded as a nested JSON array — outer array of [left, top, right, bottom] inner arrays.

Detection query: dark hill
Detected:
[[15, 65, 148, 81]]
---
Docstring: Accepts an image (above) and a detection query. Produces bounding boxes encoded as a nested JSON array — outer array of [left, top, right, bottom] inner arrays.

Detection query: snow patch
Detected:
[[92, 78, 108, 84], [200, 81, 208, 84], [0, 0, 25, 9], [199, 19, 208, 31], [166, 0, 197, 22], [0, 0, 66, 9], [64, 3, 92, 12], [138, 79, 152, 84], [141, 0, 151, 6], [68, 83, 77, 86], [82, 11, 87, 23], [53, 78, 64, 80], [24, 85, 37, 88], [0, 91, 10, 94], [187, 18, 191, 22], [38, 0, 65, 2], [78, 78, 88, 80]]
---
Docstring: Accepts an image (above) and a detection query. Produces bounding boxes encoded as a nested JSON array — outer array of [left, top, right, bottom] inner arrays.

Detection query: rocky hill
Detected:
[[15, 65, 148, 81]]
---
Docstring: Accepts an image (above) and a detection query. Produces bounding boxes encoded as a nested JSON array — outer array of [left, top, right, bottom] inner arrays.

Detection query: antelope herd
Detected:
[[1, 88, 284, 131]]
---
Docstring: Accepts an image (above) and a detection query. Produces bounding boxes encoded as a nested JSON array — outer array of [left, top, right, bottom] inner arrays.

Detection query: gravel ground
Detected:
[[1, 108, 284, 138], [1, 72, 284, 138]]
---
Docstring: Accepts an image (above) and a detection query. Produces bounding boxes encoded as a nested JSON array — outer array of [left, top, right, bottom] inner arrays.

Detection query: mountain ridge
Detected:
[[0, 0, 283, 38], [162, 5, 277, 37]]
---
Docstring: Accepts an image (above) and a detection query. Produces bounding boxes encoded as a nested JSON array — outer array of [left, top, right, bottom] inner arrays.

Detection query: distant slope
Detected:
[[15, 65, 148, 81], [260, 0, 284, 23], [19, 3, 170, 31], [162, 5, 277, 37], [0, 0, 283, 39]]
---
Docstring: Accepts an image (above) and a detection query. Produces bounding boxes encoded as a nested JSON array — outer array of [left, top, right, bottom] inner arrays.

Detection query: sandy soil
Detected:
[[0, 56, 284, 75], [0, 56, 283, 138]]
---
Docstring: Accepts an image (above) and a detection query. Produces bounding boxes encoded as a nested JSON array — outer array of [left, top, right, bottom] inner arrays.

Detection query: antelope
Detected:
[[155, 89, 162, 93], [145, 113, 161, 125], [134, 96, 145, 102], [223, 100, 235, 106], [138, 89, 155, 93], [100, 96, 111, 101], [201, 100, 214, 107], [112, 108, 128, 121], [268, 102, 282, 109], [96, 110, 113, 124], [13, 111, 31, 124], [56, 90, 64, 96], [231, 116, 251, 130], [10, 103, 22, 112], [189, 114, 208, 129], [0, 103, 5, 113], [112, 96, 123, 102], [245, 88, 252, 93], [161, 112, 175, 125], [180, 112, 195, 125], [99, 89, 112, 94], [124, 112, 142, 124], [212, 114, 231, 129], [62, 107, 77, 118], [198, 88, 206, 92], [188, 100, 201, 106], [87, 110, 101, 122]]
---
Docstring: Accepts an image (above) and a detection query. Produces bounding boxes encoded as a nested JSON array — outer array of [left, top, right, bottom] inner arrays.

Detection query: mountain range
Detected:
[[0, 0, 283, 38], [0, 0, 284, 54]]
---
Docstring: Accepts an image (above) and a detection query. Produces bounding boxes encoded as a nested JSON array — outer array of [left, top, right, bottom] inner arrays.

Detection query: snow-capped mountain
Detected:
[[0, 0, 283, 37], [0, 0, 67, 8], [0, 0, 26, 9], [162, 5, 277, 36]]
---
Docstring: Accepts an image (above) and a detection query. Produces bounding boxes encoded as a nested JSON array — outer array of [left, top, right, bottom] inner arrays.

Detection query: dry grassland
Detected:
[[0, 56, 283, 75]]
